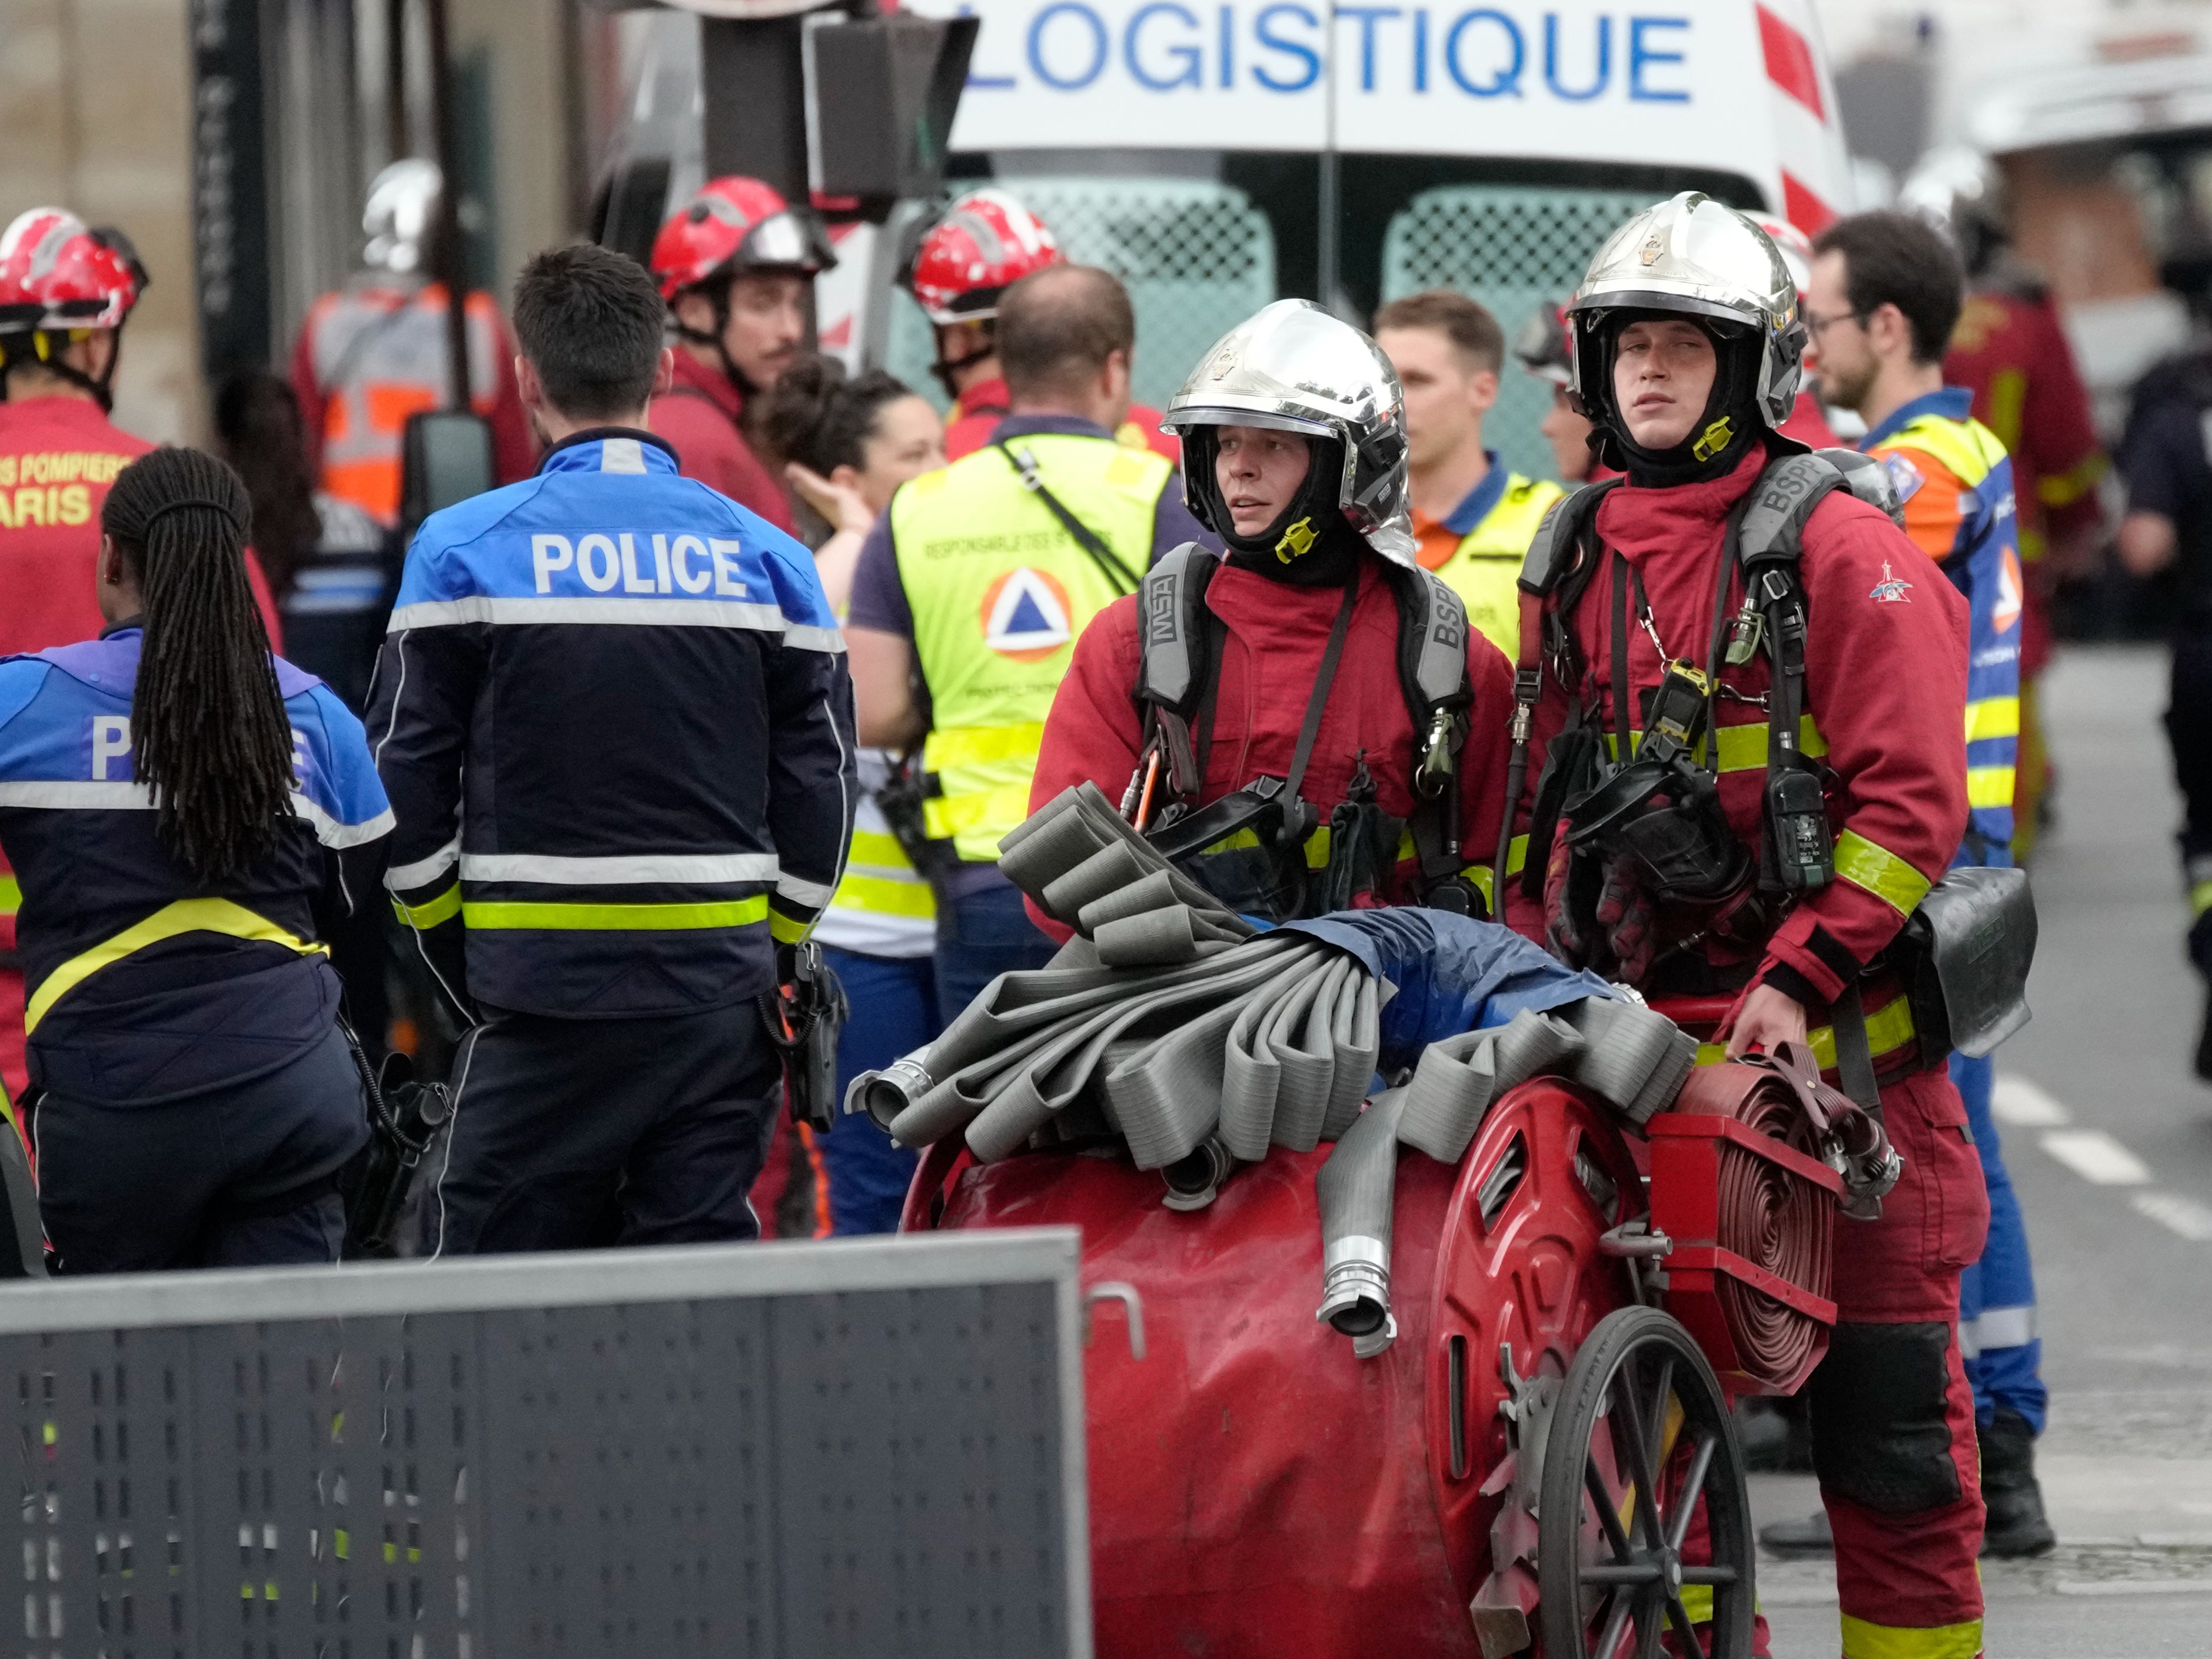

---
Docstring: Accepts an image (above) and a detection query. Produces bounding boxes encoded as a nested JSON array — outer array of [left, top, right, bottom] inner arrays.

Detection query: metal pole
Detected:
[[1316, 0, 1340, 315], [423, 0, 472, 411], [384, 0, 408, 167]]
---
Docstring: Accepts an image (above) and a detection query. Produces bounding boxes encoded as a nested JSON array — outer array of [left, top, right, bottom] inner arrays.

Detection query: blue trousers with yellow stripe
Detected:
[[1951, 1050, 2046, 1434]]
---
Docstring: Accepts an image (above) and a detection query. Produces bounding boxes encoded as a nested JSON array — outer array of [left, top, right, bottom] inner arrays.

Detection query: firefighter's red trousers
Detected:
[[1815, 1065, 1989, 1657]]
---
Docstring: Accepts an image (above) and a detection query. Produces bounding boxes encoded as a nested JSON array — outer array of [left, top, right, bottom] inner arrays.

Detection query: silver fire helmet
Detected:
[[363, 159, 443, 278], [1162, 298, 1416, 567], [1567, 191, 1807, 434]]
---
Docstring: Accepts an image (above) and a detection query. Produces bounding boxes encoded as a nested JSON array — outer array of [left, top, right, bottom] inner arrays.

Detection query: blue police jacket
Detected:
[[0, 627, 392, 1103], [367, 428, 856, 1019], [1862, 387, 2021, 867]]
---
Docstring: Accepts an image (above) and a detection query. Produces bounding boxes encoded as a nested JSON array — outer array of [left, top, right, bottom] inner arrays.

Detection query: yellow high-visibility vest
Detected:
[[893, 433, 1172, 863], [1425, 472, 1564, 660]]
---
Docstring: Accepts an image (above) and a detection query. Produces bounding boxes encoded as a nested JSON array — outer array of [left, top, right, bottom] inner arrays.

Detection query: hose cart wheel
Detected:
[[1536, 1304, 1756, 1659]]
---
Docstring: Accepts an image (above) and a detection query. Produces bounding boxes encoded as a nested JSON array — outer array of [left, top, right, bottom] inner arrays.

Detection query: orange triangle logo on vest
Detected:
[[1993, 545, 2023, 634], [981, 566, 1073, 662]]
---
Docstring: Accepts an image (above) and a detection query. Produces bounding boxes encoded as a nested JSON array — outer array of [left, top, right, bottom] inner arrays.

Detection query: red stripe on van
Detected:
[[1782, 172, 1835, 234], [1758, 4, 1825, 120]]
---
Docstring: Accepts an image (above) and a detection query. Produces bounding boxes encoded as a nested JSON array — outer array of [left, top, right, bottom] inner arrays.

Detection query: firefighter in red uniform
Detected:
[[902, 188, 1180, 467], [290, 159, 535, 526], [1906, 150, 2106, 861], [1506, 194, 1989, 1659], [0, 207, 282, 1109], [1029, 298, 1515, 931], [648, 175, 836, 532]]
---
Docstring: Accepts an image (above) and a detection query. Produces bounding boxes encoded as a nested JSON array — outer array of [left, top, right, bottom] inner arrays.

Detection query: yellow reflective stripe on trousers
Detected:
[[392, 883, 462, 929], [1834, 830, 1932, 916], [831, 869, 937, 919], [1693, 992, 1915, 1070], [1838, 1612, 1984, 1659], [1604, 715, 1828, 772], [0, 874, 18, 916], [1967, 766, 2016, 810], [921, 722, 1046, 772], [1964, 696, 2019, 743], [2194, 880, 2212, 920], [25, 898, 331, 1034], [461, 896, 769, 930]]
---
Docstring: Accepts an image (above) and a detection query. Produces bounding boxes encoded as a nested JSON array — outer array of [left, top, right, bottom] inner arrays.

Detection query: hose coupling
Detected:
[[850, 1050, 934, 1132], [1161, 1136, 1235, 1212], [1318, 1234, 1395, 1357], [1828, 1114, 1902, 1221]]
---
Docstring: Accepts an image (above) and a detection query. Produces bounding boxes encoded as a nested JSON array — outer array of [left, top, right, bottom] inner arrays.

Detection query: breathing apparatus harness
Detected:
[[1499, 447, 1905, 1099], [1120, 541, 1480, 923]]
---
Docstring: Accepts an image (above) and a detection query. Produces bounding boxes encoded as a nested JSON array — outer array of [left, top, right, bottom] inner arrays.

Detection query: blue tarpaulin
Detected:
[[1283, 909, 1618, 1068]]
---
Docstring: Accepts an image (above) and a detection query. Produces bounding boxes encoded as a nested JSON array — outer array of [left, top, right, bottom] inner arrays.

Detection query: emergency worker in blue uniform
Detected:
[[0, 446, 391, 1270], [369, 244, 856, 1255], [1794, 210, 2052, 1558]]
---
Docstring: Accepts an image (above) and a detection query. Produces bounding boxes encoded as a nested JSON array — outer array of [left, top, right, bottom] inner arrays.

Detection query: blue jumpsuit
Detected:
[[1865, 390, 2045, 1434], [0, 627, 392, 1270]]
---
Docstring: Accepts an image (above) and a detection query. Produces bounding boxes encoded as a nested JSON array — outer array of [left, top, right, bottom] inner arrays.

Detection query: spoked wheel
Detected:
[[1536, 1305, 1755, 1659]]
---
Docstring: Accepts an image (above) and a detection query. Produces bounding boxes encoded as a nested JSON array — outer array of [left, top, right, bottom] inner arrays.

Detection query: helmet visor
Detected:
[[1157, 403, 1338, 441], [739, 208, 837, 276]]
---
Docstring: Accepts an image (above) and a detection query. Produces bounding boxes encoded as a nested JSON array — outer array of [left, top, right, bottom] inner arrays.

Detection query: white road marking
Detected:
[[2051, 1578, 2212, 1597], [2040, 1130, 2153, 1186], [2131, 1191, 2212, 1244], [1991, 1075, 2071, 1128]]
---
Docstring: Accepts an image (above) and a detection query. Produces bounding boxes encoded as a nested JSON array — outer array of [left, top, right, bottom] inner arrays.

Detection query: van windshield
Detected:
[[885, 149, 1761, 482]]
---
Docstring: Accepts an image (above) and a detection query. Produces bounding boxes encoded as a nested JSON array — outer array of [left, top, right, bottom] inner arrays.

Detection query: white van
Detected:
[[605, 0, 1854, 481]]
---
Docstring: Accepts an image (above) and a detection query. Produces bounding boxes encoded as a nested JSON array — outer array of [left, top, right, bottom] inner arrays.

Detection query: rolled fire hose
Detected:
[[849, 782, 1711, 1359], [1667, 1038, 1895, 1388]]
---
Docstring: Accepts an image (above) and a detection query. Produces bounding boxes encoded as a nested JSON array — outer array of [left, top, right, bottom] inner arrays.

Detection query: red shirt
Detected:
[[0, 395, 284, 955], [1945, 283, 2105, 677], [1028, 556, 1515, 939], [646, 349, 797, 532], [944, 374, 1182, 467], [1503, 447, 1970, 1009]]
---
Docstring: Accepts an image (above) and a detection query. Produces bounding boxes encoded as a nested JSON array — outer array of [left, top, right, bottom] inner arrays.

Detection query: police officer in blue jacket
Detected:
[[0, 446, 392, 1270], [368, 244, 856, 1255]]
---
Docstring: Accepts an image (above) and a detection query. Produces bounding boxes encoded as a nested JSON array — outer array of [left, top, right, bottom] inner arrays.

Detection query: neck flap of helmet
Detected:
[[1186, 429, 1366, 586], [1592, 310, 1766, 488]]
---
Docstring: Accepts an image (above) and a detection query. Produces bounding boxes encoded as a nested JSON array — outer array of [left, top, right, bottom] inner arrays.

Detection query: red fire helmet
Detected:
[[1745, 210, 1815, 304], [648, 176, 836, 303], [902, 188, 1062, 325], [0, 208, 147, 333]]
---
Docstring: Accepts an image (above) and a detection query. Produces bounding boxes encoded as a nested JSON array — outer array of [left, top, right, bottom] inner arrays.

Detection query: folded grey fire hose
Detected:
[[846, 783, 1699, 1357]]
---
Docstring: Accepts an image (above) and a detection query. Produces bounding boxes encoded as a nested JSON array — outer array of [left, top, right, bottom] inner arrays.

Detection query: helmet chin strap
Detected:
[[677, 284, 760, 404], [0, 327, 121, 412], [929, 327, 997, 403]]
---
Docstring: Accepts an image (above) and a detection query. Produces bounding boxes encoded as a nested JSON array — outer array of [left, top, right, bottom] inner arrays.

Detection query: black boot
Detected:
[[2196, 984, 2212, 1082], [1737, 1395, 1814, 1474], [1978, 1408, 2057, 1558], [1757, 1509, 1832, 1557]]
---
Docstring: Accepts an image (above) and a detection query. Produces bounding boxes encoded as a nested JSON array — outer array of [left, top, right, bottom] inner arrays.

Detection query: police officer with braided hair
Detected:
[[0, 446, 391, 1269], [1504, 194, 1990, 1658]]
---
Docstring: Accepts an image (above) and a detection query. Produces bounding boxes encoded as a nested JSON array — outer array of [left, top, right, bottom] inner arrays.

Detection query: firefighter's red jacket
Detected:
[[1028, 555, 1516, 940], [1501, 445, 1970, 1010], [646, 349, 797, 533]]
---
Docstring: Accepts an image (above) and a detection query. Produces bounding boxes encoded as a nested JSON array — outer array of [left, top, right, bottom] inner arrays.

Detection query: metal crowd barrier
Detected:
[[0, 1228, 1089, 1658]]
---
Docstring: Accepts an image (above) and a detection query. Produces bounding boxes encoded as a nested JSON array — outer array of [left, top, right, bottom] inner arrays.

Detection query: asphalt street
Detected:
[[1754, 644, 2212, 1657]]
